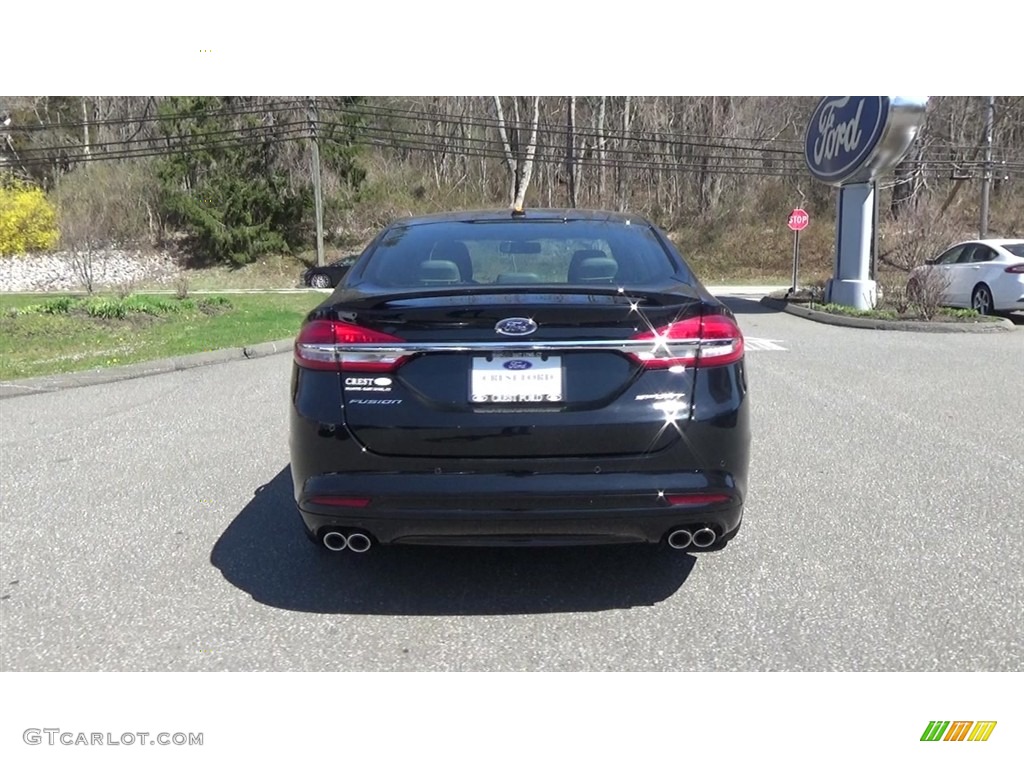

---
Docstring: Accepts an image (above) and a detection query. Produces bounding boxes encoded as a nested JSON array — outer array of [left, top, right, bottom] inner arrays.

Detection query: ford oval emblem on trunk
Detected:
[[495, 317, 537, 336]]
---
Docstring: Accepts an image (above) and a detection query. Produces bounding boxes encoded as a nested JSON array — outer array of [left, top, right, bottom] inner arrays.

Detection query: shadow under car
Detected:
[[210, 467, 698, 616]]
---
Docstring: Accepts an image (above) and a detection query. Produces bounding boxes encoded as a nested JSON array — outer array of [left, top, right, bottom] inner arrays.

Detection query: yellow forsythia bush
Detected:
[[0, 176, 60, 256]]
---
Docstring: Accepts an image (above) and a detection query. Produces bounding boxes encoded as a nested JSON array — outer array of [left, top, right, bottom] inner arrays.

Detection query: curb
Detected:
[[760, 297, 1018, 333], [708, 285, 789, 297], [0, 337, 296, 400]]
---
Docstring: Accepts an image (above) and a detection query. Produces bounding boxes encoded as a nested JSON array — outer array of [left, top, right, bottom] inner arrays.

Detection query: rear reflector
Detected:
[[294, 320, 408, 372], [629, 313, 744, 369], [665, 493, 732, 506], [308, 496, 371, 508]]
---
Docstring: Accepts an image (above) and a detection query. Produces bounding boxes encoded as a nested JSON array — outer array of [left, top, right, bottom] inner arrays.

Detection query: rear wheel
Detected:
[[310, 273, 332, 289], [972, 284, 994, 315]]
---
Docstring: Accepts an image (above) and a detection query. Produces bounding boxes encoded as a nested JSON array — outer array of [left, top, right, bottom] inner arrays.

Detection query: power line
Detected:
[[10, 97, 1024, 167], [6, 99, 307, 133], [321, 102, 808, 156], [1, 129, 310, 169], [9, 120, 310, 160], [5, 103, 1024, 182]]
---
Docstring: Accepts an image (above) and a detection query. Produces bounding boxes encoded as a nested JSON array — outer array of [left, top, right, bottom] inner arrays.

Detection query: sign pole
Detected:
[[791, 228, 800, 294], [787, 207, 809, 295]]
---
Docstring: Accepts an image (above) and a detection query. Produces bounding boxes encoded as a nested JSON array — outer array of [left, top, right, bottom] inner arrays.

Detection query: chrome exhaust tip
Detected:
[[346, 532, 373, 553], [692, 527, 717, 548], [667, 529, 693, 550], [322, 531, 349, 551]]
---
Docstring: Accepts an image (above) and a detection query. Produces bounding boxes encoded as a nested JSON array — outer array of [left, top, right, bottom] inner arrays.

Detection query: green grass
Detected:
[[806, 302, 999, 323], [6, 294, 233, 320], [808, 303, 900, 320], [0, 292, 324, 381]]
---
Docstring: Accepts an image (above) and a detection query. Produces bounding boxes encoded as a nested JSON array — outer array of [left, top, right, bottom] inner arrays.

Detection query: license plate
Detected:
[[470, 353, 563, 403]]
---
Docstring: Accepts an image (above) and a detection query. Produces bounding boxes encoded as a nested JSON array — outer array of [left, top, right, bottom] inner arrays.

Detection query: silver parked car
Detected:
[[909, 239, 1024, 315]]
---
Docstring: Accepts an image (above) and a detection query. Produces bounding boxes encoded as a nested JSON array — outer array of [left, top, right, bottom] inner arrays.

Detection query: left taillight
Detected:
[[1004, 264, 1024, 274], [629, 312, 744, 369], [294, 320, 408, 372]]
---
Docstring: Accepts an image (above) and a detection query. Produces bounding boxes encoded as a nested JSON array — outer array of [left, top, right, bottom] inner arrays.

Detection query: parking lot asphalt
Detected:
[[1, 296, 1022, 671]]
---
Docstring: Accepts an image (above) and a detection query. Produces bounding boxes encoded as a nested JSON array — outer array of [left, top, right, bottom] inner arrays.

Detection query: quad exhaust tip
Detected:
[[321, 530, 373, 553], [692, 527, 717, 548], [667, 529, 693, 549], [346, 533, 373, 553], [322, 531, 348, 551], [667, 527, 718, 550]]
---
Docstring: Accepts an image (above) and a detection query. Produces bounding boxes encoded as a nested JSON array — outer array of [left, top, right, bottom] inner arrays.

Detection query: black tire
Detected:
[[310, 273, 332, 289], [972, 284, 994, 315]]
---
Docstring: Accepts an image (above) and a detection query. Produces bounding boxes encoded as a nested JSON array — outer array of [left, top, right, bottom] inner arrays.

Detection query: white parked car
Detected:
[[909, 238, 1024, 315]]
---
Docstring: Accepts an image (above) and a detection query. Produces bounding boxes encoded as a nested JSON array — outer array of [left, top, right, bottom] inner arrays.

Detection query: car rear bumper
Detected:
[[295, 470, 744, 547], [992, 277, 1024, 311]]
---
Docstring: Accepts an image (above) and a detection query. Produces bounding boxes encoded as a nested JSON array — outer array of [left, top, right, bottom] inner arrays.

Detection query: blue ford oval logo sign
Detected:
[[805, 97, 889, 185], [504, 359, 532, 370], [495, 317, 537, 336]]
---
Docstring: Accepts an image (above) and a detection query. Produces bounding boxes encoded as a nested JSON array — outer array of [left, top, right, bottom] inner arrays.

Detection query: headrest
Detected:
[[433, 241, 473, 280], [496, 272, 542, 283], [571, 249, 609, 262], [569, 256, 618, 283], [418, 260, 461, 284]]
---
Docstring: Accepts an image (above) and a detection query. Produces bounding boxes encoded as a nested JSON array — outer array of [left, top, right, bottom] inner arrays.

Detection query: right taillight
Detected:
[[665, 493, 732, 506], [629, 313, 744, 369], [294, 320, 408, 372], [1004, 264, 1024, 274]]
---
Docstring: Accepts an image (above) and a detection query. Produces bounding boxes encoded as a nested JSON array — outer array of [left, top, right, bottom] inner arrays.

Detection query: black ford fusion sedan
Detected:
[[289, 208, 750, 554]]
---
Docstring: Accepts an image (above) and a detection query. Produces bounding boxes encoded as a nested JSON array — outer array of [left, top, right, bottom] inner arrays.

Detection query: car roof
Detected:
[[955, 238, 1024, 247], [383, 208, 655, 229]]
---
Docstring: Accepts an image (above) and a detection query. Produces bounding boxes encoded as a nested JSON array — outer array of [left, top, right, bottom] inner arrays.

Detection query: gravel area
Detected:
[[0, 250, 181, 292]]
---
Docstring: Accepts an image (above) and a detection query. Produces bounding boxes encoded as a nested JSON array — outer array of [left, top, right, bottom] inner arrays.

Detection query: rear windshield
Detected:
[[1004, 243, 1024, 258], [354, 219, 683, 289]]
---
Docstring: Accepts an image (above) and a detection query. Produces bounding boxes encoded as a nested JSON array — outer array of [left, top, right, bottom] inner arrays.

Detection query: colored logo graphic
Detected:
[[804, 96, 888, 185], [504, 359, 533, 370], [920, 721, 997, 742]]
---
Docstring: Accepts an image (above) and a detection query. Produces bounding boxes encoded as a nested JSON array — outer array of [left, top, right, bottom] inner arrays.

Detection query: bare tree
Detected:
[[493, 96, 541, 209], [904, 267, 953, 320], [879, 201, 964, 273], [566, 96, 577, 207], [81, 97, 91, 156], [57, 185, 105, 293], [54, 161, 158, 291], [595, 96, 607, 202], [616, 96, 632, 210]]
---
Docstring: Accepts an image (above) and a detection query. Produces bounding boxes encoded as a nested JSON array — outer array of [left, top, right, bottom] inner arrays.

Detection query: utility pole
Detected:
[[308, 97, 325, 267], [82, 98, 90, 156], [979, 96, 995, 239]]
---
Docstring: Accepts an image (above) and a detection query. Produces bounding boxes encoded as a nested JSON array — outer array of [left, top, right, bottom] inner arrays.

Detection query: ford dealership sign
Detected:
[[805, 97, 887, 184], [805, 97, 928, 186]]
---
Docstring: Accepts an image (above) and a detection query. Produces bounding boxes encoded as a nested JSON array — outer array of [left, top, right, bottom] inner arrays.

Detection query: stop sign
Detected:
[[788, 208, 809, 231]]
